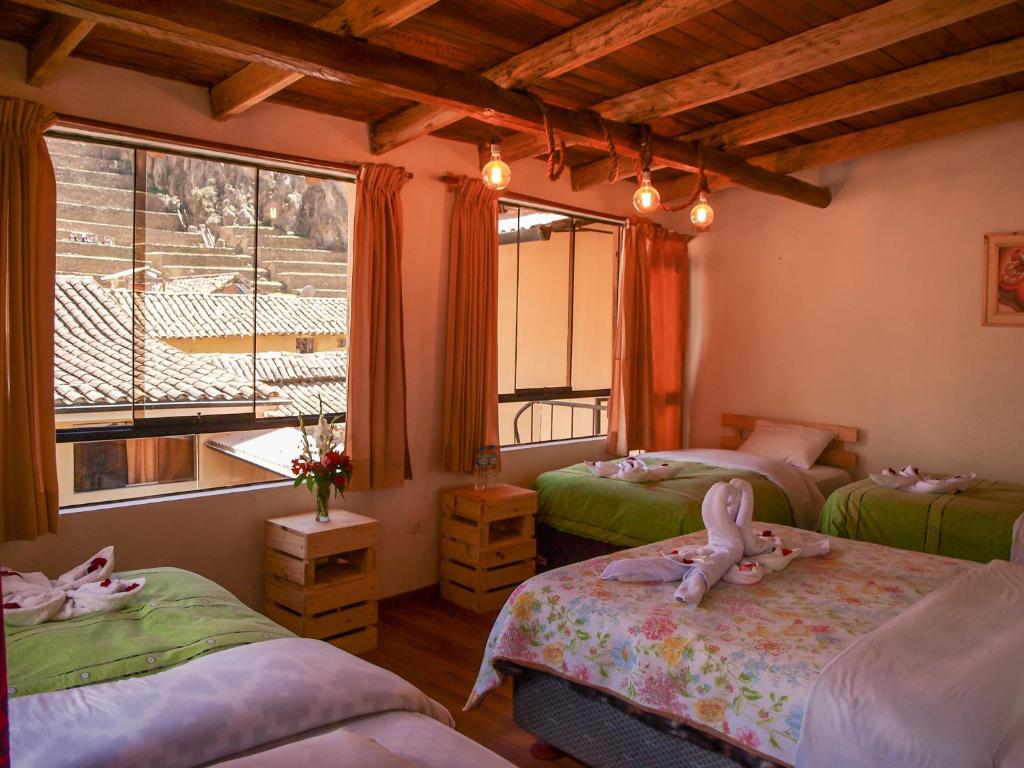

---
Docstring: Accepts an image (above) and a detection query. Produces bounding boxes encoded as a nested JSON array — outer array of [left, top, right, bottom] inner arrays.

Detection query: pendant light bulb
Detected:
[[690, 191, 714, 231], [632, 169, 661, 213], [481, 143, 512, 191]]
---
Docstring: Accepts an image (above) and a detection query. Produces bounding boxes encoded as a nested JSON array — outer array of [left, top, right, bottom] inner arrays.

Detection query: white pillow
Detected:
[[738, 420, 835, 469]]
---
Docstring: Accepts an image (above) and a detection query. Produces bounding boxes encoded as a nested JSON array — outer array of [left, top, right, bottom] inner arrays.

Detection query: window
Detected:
[[50, 132, 354, 507], [497, 201, 622, 446]]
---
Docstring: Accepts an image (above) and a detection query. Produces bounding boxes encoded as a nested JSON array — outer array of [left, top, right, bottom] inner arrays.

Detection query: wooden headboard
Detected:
[[720, 414, 860, 469]]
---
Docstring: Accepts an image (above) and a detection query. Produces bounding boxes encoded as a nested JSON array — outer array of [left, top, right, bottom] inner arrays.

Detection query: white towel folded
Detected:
[[869, 465, 977, 494], [2, 547, 145, 626], [601, 482, 832, 606], [585, 456, 680, 483]]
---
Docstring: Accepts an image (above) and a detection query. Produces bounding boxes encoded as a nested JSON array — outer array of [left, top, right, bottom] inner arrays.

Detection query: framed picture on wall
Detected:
[[985, 231, 1024, 326]]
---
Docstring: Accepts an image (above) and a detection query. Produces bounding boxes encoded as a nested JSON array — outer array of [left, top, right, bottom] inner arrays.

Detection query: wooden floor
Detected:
[[363, 588, 586, 768]]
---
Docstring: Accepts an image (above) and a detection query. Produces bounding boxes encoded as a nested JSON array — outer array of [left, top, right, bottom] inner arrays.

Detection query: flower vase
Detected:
[[315, 484, 331, 523]]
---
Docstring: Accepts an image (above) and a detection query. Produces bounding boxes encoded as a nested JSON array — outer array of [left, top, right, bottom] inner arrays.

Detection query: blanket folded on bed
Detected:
[[2, 547, 146, 627], [11, 638, 454, 768], [796, 560, 1024, 768]]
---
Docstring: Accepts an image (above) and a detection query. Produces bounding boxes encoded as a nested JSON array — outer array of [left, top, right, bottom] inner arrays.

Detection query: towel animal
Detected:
[[585, 456, 680, 483], [1, 547, 145, 627], [602, 480, 829, 606], [869, 465, 976, 494]]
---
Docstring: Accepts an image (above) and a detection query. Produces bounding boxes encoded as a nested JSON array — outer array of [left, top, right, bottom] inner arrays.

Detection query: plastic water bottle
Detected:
[[473, 445, 499, 490]]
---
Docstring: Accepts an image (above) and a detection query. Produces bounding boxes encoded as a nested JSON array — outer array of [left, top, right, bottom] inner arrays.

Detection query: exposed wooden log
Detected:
[[370, 0, 729, 154], [572, 36, 1024, 191], [12, 0, 832, 208], [210, 0, 437, 120], [26, 13, 94, 86], [478, 133, 581, 167], [595, 0, 1014, 124], [656, 90, 1024, 203]]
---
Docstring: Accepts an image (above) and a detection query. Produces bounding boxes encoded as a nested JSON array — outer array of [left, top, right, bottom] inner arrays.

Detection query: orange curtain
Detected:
[[346, 163, 412, 490], [441, 177, 501, 474], [0, 98, 58, 542], [607, 218, 690, 454]]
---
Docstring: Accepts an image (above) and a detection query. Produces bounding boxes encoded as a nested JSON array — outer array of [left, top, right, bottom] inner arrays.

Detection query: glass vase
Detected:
[[315, 483, 331, 523]]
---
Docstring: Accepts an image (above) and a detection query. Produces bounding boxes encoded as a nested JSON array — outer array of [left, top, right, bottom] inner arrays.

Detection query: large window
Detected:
[[497, 201, 622, 446], [50, 132, 353, 507]]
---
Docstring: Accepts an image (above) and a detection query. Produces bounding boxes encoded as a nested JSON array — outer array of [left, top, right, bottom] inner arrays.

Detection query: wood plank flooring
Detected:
[[363, 588, 586, 768]]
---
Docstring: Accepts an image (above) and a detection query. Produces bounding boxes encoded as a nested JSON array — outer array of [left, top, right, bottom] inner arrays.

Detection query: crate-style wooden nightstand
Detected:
[[440, 484, 537, 612], [264, 510, 379, 655]]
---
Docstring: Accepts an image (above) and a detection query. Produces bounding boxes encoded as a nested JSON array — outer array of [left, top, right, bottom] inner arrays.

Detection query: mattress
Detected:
[[819, 477, 1024, 563], [469, 525, 973, 766], [5, 566, 292, 696], [534, 454, 797, 548]]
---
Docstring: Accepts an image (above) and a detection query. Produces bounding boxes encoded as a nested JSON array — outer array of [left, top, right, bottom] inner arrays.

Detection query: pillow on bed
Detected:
[[738, 420, 835, 469]]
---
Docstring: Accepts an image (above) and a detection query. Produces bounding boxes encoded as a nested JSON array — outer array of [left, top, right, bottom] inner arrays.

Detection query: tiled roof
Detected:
[[114, 289, 347, 338], [55, 276, 280, 409], [163, 273, 246, 294], [199, 351, 347, 417]]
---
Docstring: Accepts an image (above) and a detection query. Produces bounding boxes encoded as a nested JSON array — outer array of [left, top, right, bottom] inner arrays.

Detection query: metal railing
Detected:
[[511, 397, 609, 445]]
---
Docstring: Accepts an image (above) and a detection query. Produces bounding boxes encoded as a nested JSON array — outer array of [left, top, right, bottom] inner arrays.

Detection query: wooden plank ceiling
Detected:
[[1, 0, 1023, 204]]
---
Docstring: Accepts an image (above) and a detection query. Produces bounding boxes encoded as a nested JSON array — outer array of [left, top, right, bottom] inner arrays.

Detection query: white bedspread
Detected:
[[10, 638, 466, 768], [796, 560, 1024, 768], [646, 448, 826, 529]]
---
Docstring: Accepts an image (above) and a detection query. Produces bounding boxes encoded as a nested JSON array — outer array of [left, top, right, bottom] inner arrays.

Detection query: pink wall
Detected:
[[686, 118, 1024, 483], [0, 41, 625, 605]]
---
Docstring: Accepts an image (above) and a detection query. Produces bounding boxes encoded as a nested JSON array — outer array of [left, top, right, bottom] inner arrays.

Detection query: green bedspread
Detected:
[[820, 478, 1024, 563], [535, 460, 795, 547], [5, 567, 292, 697]]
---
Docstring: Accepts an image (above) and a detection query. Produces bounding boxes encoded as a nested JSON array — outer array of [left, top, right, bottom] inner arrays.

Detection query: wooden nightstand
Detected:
[[440, 484, 537, 612], [264, 510, 379, 655]]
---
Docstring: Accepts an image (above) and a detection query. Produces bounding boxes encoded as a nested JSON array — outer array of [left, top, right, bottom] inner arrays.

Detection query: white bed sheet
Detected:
[[801, 464, 851, 497]]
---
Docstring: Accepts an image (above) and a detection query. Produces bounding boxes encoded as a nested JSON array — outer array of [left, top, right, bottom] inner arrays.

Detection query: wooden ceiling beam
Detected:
[[210, 0, 437, 120], [369, 0, 729, 154], [10, 0, 831, 208], [26, 12, 94, 86], [655, 89, 1024, 203], [595, 0, 1015, 124], [572, 35, 1024, 191]]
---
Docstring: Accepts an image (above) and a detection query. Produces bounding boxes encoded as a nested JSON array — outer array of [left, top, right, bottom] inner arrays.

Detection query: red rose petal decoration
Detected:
[[782, 548, 793, 556], [4, 602, 20, 609], [100, 579, 111, 587], [87, 557, 108, 574]]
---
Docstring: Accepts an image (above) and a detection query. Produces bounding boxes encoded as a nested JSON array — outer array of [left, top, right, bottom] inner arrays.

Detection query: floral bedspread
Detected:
[[469, 525, 974, 765]]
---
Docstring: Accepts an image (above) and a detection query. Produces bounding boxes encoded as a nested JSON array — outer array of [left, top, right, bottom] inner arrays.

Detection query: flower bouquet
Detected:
[[291, 407, 353, 523]]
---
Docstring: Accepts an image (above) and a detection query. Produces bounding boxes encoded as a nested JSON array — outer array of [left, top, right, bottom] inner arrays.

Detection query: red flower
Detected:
[[4, 602, 20, 610], [87, 557, 108, 574]]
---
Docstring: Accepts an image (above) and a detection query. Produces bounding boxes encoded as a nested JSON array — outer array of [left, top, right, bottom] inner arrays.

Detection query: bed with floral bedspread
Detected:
[[468, 525, 973, 766]]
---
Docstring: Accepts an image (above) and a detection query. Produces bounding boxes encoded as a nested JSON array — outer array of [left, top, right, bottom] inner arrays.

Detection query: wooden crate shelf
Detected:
[[439, 484, 538, 613], [264, 510, 379, 655]]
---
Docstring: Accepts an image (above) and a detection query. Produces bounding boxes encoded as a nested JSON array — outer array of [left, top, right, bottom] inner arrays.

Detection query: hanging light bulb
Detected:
[[481, 142, 511, 191], [632, 168, 661, 213], [690, 190, 714, 231]]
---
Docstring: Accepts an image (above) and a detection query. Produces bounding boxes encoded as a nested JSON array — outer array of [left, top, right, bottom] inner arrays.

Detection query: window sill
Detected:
[[58, 479, 293, 516], [501, 435, 607, 453]]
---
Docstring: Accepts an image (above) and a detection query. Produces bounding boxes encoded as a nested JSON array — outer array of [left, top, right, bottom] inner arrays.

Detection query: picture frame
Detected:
[[984, 231, 1024, 326]]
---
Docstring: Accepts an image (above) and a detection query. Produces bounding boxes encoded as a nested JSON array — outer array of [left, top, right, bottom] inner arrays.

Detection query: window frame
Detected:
[[49, 124, 356, 447], [497, 195, 624, 446]]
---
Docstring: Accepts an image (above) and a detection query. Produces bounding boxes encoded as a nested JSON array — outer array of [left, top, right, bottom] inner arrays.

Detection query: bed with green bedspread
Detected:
[[819, 478, 1024, 563], [5, 566, 292, 697], [535, 459, 796, 548]]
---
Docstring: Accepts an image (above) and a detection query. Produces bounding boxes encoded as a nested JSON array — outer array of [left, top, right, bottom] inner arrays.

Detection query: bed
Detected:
[[468, 525, 1024, 767], [536, 414, 857, 568], [819, 477, 1024, 564], [7, 566, 514, 768]]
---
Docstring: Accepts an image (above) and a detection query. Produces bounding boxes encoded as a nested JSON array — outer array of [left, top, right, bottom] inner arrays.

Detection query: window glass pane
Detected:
[[49, 136, 135, 430], [496, 202, 619, 447], [132, 150, 258, 420], [51, 134, 355, 508], [511, 206, 571, 389], [570, 219, 617, 391], [255, 170, 351, 419]]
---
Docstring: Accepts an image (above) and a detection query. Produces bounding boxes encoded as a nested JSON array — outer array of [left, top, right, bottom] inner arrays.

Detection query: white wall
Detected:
[[0, 41, 620, 607], [686, 118, 1024, 483]]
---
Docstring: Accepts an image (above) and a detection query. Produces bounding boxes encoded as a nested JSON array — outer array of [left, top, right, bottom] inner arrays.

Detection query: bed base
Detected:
[[509, 665, 778, 768], [535, 524, 625, 570]]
